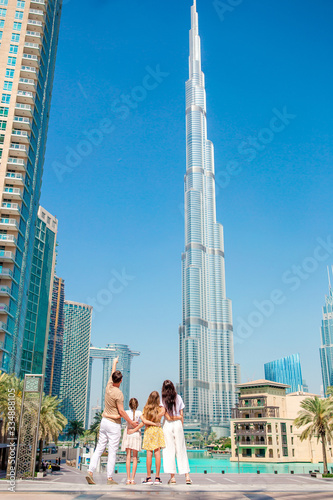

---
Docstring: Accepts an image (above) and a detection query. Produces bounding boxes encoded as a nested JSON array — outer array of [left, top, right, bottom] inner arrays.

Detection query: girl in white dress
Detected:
[[121, 398, 142, 484]]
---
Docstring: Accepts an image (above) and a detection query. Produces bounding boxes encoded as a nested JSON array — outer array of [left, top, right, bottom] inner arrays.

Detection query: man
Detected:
[[86, 356, 137, 485]]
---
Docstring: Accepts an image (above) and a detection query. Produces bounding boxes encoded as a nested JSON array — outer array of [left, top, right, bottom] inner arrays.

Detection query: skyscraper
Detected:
[[87, 343, 139, 426], [320, 267, 333, 396], [179, 1, 239, 430], [59, 301, 92, 429], [0, 0, 62, 374], [44, 275, 65, 397], [20, 206, 57, 376], [264, 353, 308, 394]]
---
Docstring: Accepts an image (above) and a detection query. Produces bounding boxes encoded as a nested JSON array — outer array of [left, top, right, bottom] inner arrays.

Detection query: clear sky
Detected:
[[40, 0, 333, 412]]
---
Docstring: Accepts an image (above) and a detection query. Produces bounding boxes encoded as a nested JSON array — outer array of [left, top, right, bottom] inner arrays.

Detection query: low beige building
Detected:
[[230, 380, 332, 463]]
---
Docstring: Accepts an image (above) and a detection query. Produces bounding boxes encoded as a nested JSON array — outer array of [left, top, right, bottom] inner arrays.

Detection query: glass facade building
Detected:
[[320, 269, 333, 396], [44, 275, 64, 397], [179, 1, 239, 430], [264, 353, 307, 394], [59, 301, 92, 429], [20, 206, 57, 376], [87, 344, 139, 426], [0, 0, 62, 374]]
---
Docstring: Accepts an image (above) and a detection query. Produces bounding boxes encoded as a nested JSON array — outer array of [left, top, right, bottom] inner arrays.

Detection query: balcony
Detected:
[[17, 91, 34, 105], [238, 397, 267, 408], [7, 158, 27, 172], [238, 435, 267, 447], [29, 8, 45, 21], [5, 173, 24, 186], [0, 268, 17, 284], [0, 303, 12, 317], [9, 143, 28, 158], [232, 407, 280, 419], [3, 188, 23, 201], [25, 30, 42, 43], [13, 116, 31, 131], [20, 66, 37, 79], [0, 285, 12, 297], [27, 19, 43, 32], [15, 103, 33, 118], [22, 53, 39, 68], [0, 235, 17, 247], [31, 0, 46, 11], [1, 203, 20, 215], [0, 340, 9, 353], [0, 219, 19, 231], [11, 130, 30, 144], [235, 425, 267, 436], [0, 321, 9, 334], [0, 251, 15, 263], [24, 42, 40, 56], [18, 78, 36, 92]]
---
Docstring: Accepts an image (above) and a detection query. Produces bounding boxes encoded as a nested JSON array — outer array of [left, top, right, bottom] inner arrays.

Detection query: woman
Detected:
[[161, 380, 192, 484]]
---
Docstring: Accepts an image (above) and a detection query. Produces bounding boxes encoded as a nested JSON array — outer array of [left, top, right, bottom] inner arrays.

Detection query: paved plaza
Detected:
[[1, 464, 332, 500]]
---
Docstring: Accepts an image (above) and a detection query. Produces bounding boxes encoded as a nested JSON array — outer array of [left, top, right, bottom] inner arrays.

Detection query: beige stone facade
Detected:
[[230, 380, 332, 463]]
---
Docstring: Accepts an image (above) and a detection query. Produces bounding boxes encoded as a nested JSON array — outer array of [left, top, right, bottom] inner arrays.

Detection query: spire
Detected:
[[189, 0, 201, 77], [328, 266, 332, 292]]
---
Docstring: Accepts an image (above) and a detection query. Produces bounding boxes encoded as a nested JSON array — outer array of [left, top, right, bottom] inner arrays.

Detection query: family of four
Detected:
[[86, 357, 192, 485]]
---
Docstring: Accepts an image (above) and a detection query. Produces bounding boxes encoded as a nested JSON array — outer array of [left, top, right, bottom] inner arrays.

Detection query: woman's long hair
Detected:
[[162, 380, 177, 416], [143, 391, 160, 422], [129, 398, 139, 421]]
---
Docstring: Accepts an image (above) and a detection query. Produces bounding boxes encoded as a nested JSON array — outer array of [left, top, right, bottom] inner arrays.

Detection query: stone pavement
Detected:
[[0, 464, 332, 499]]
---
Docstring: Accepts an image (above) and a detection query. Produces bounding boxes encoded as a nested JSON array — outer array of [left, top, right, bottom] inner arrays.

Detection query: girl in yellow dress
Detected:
[[128, 391, 165, 484]]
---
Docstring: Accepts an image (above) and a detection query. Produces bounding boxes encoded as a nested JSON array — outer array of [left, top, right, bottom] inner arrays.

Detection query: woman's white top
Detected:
[[125, 409, 142, 428], [161, 394, 185, 417]]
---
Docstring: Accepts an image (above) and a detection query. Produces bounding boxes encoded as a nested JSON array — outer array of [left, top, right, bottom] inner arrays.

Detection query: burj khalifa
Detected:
[[179, 0, 240, 431]]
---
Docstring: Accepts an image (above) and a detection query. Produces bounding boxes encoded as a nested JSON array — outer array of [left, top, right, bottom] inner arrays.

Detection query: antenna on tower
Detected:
[[328, 266, 332, 290]]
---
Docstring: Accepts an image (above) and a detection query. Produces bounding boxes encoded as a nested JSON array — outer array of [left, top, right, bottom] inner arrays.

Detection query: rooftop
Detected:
[[237, 379, 290, 389]]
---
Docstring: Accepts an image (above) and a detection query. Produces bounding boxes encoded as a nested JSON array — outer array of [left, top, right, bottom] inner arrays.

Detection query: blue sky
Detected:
[[40, 0, 333, 412]]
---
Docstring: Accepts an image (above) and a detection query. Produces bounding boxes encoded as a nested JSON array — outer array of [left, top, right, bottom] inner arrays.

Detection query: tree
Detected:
[[89, 411, 103, 449], [294, 396, 333, 474], [37, 395, 67, 471], [208, 431, 217, 444], [67, 420, 85, 447]]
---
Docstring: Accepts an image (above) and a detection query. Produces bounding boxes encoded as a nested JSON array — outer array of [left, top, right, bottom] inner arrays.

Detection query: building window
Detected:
[[282, 447, 288, 457], [9, 45, 18, 54], [0, 20, 4, 28], [11, 33, 20, 42], [13, 22, 21, 31], [7, 57, 16, 66], [0, 149, 2, 159], [0, 107, 8, 117], [17, 0, 25, 7], [5, 69, 14, 78], [1, 94, 10, 104], [0, 8, 6, 17], [3, 81, 12, 91], [0, 31, 2, 40], [14, 11, 23, 20], [0, 0, 8, 5], [0, 134, 4, 144], [0, 120, 6, 130]]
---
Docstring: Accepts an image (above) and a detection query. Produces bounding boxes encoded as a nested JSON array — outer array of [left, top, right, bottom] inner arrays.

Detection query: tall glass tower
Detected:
[[0, 0, 62, 374], [320, 267, 333, 396], [59, 301, 92, 429], [264, 353, 308, 394], [179, 1, 239, 430]]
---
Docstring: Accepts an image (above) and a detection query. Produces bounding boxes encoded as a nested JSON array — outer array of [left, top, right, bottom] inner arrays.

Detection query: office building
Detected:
[[44, 275, 64, 397], [320, 267, 333, 396], [20, 206, 57, 376], [264, 353, 308, 394], [59, 301, 92, 429], [230, 380, 327, 463], [179, 0, 238, 430], [0, 0, 62, 374], [87, 343, 139, 425]]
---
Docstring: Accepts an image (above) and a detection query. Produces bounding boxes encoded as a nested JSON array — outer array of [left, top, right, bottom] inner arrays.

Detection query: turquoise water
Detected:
[[115, 450, 332, 475]]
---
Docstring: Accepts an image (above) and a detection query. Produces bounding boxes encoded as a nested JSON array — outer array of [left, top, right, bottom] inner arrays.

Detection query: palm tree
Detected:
[[37, 395, 67, 471], [294, 396, 333, 474], [67, 420, 85, 447], [89, 411, 103, 449]]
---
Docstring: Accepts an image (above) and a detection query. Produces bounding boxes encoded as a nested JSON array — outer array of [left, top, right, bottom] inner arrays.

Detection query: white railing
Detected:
[[27, 19, 43, 27], [13, 116, 31, 125], [9, 144, 27, 152], [8, 157, 26, 166], [26, 30, 41, 38], [21, 66, 37, 73], [22, 53, 38, 61], [3, 188, 22, 198], [0, 235, 16, 245], [0, 268, 13, 278], [24, 42, 40, 49], [2, 203, 19, 211], [15, 103, 32, 111], [12, 130, 29, 138], [6, 172, 24, 179], [0, 251, 15, 260]]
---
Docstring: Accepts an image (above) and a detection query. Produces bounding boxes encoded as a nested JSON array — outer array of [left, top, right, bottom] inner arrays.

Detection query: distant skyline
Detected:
[[40, 0, 333, 409]]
